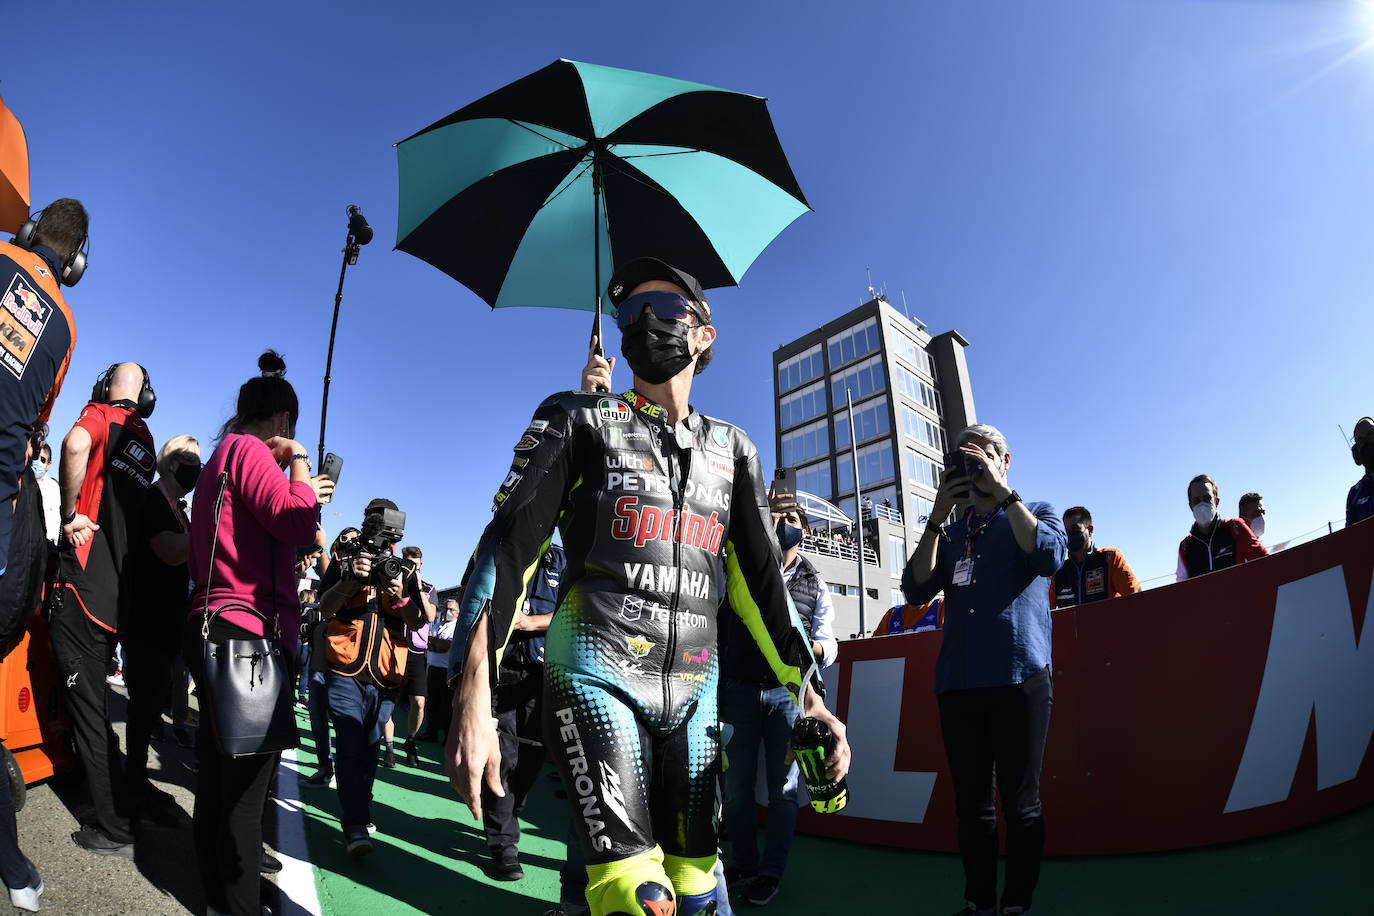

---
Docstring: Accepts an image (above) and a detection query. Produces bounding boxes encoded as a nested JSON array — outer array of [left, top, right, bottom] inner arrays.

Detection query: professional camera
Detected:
[[337, 503, 411, 585]]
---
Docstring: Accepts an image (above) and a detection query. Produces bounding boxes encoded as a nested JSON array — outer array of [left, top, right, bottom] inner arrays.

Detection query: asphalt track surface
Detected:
[[14, 683, 1373, 914]]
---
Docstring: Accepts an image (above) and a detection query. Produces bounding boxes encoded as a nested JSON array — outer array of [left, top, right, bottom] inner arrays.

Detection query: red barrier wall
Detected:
[[795, 520, 1374, 855]]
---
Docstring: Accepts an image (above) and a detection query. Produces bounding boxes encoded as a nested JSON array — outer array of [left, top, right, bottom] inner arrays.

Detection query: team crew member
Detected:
[[1049, 506, 1140, 608], [1177, 475, 1267, 581], [448, 258, 850, 916], [52, 361, 157, 858], [0, 201, 84, 594]]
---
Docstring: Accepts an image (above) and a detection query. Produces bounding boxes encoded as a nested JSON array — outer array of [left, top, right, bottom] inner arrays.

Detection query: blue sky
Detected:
[[6, 0, 1373, 590]]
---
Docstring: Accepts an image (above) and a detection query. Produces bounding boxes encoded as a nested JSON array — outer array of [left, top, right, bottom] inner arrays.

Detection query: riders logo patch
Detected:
[[710, 426, 730, 450], [598, 399, 630, 423], [1085, 567, 1106, 595], [0, 274, 52, 379], [620, 595, 643, 621], [514, 434, 540, 451], [625, 635, 654, 658]]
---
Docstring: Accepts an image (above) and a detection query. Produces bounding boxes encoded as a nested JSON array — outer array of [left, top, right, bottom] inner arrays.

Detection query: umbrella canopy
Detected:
[[0, 93, 30, 235], [395, 59, 810, 313]]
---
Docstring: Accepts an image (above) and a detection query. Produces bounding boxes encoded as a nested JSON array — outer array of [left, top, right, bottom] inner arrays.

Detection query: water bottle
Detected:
[[791, 716, 849, 814]]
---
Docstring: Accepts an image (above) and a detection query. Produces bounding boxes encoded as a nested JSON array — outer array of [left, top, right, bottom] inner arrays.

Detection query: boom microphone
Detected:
[[347, 205, 374, 245]]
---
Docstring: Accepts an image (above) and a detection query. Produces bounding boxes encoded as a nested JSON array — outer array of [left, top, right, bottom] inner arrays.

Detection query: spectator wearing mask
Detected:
[[125, 434, 201, 816], [871, 597, 943, 636], [903, 423, 1066, 916], [484, 544, 563, 881], [51, 361, 157, 858], [720, 495, 837, 907], [1347, 417, 1374, 527], [416, 597, 458, 744], [387, 545, 436, 769], [33, 443, 59, 544], [1049, 507, 1140, 609], [1237, 493, 1266, 543], [186, 351, 332, 914], [1177, 475, 1266, 581]]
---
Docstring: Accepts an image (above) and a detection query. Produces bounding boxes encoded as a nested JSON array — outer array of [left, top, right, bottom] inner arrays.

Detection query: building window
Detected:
[[888, 535, 906, 576], [905, 448, 944, 491], [836, 441, 895, 497], [777, 343, 824, 394], [780, 379, 826, 430], [827, 582, 845, 595], [827, 316, 880, 371], [900, 405, 948, 453], [909, 495, 935, 529], [796, 460, 832, 500], [781, 419, 829, 468], [831, 354, 886, 408], [834, 395, 891, 451]]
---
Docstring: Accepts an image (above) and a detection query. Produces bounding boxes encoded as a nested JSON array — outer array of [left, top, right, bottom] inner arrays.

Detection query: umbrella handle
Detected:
[[590, 296, 609, 392]]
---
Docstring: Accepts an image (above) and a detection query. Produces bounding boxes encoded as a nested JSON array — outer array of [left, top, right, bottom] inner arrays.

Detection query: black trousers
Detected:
[[937, 666, 1053, 911], [423, 663, 452, 739], [482, 668, 545, 852], [184, 617, 278, 916], [123, 634, 179, 787], [0, 742, 29, 890], [49, 593, 133, 843]]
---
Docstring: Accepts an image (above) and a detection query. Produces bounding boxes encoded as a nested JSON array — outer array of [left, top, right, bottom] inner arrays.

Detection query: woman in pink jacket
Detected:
[[185, 351, 333, 916]]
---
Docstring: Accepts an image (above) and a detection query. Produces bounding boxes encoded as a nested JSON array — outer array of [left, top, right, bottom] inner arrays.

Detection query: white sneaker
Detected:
[[105, 669, 125, 687], [8, 860, 43, 912]]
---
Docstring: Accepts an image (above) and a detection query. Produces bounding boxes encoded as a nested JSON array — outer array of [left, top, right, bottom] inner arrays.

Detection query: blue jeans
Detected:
[[307, 671, 332, 770], [296, 643, 311, 698], [721, 678, 801, 880], [325, 672, 396, 829]]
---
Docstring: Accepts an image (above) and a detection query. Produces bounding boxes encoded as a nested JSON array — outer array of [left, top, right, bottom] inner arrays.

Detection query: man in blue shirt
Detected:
[[1347, 417, 1374, 527], [903, 424, 1065, 916]]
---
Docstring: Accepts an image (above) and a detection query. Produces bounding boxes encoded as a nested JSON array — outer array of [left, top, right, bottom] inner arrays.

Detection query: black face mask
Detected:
[[1067, 529, 1088, 552], [173, 460, 202, 493], [621, 314, 696, 384], [1359, 442, 1374, 467]]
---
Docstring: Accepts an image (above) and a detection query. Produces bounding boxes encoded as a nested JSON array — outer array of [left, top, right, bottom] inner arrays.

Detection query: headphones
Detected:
[[91, 363, 157, 418], [14, 206, 89, 287], [1354, 418, 1374, 464]]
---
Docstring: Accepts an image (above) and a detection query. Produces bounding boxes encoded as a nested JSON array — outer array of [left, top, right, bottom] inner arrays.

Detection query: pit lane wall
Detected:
[[794, 519, 1374, 855]]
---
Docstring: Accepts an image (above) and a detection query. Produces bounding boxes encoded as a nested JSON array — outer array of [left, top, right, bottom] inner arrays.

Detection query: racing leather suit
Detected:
[[457, 388, 820, 897]]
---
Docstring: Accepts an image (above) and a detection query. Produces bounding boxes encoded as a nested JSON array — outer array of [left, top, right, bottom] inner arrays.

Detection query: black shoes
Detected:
[[382, 745, 397, 769], [301, 767, 334, 789], [489, 846, 524, 881], [72, 826, 135, 859], [261, 849, 282, 874], [403, 740, 420, 768]]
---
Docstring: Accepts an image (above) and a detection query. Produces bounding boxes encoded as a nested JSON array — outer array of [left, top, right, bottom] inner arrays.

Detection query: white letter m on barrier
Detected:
[[1225, 567, 1374, 813]]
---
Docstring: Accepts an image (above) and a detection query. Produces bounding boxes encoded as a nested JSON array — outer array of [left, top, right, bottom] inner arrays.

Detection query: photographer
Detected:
[[317, 499, 424, 856], [903, 424, 1065, 916]]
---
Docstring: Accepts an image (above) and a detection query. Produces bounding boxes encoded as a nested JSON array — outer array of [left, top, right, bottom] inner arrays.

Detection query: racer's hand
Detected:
[[446, 688, 504, 820], [582, 336, 615, 393], [787, 683, 851, 783], [62, 513, 99, 548]]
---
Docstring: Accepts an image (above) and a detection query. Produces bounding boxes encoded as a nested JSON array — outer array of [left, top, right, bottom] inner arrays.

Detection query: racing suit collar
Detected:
[[621, 388, 699, 432]]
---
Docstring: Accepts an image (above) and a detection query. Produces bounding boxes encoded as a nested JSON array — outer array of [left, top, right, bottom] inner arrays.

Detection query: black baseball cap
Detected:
[[607, 257, 712, 323]]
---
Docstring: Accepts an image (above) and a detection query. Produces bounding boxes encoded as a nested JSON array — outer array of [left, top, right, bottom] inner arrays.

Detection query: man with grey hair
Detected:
[[902, 423, 1065, 916]]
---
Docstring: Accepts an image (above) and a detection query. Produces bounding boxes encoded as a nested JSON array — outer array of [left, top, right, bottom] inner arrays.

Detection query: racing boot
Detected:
[[676, 889, 717, 916]]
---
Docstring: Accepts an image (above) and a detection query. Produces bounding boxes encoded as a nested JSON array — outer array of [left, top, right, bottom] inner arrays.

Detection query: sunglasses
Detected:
[[614, 291, 702, 330]]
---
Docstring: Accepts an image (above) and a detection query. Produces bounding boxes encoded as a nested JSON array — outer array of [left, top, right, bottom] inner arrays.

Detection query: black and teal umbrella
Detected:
[[395, 59, 810, 345]]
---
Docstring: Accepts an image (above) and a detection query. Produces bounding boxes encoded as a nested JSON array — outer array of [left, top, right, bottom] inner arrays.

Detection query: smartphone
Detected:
[[943, 451, 974, 502], [319, 452, 343, 504], [773, 466, 797, 499]]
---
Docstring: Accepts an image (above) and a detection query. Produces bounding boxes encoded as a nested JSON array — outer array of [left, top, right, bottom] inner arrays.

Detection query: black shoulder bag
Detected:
[[198, 440, 299, 757]]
